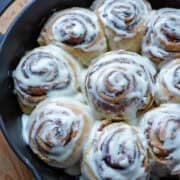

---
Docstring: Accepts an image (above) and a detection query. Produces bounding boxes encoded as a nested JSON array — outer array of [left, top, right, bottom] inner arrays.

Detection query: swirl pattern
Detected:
[[26, 97, 92, 171], [13, 45, 80, 113], [92, 0, 151, 52], [140, 103, 180, 175], [38, 8, 107, 66], [84, 50, 156, 122], [155, 59, 180, 104], [82, 121, 149, 180], [142, 8, 180, 65]]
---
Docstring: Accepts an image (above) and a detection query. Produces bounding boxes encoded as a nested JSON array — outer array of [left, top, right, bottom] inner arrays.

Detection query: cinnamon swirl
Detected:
[[26, 97, 93, 173], [140, 103, 180, 176], [142, 8, 180, 66], [91, 0, 152, 52], [82, 121, 150, 180], [13, 45, 81, 114], [155, 59, 180, 104], [84, 50, 156, 123], [38, 7, 107, 66]]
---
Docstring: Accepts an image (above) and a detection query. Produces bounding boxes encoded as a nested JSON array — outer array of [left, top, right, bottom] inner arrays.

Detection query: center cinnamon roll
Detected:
[[84, 50, 156, 123]]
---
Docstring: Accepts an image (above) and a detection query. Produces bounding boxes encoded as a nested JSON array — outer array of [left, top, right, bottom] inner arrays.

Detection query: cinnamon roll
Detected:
[[84, 50, 156, 123], [140, 103, 180, 176], [26, 97, 93, 173], [91, 0, 151, 52], [13, 45, 81, 114], [38, 8, 107, 66], [155, 59, 180, 104], [142, 8, 180, 66], [82, 121, 150, 180]]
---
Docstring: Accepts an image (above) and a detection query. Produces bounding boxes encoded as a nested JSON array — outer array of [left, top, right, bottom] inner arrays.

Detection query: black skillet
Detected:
[[0, 0, 180, 179]]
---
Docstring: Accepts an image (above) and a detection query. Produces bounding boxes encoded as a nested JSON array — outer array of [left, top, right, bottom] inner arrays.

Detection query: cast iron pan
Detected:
[[0, 0, 180, 179]]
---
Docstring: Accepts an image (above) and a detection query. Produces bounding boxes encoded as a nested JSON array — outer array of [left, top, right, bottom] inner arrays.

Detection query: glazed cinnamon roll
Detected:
[[38, 8, 107, 66], [91, 0, 151, 52], [82, 121, 150, 180], [84, 50, 156, 123], [142, 8, 180, 66], [13, 45, 81, 114], [155, 59, 180, 104], [140, 103, 180, 176], [26, 97, 92, 173]]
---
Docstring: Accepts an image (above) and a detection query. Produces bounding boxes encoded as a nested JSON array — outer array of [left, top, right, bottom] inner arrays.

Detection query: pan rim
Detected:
[[0, 0, 42, 179]]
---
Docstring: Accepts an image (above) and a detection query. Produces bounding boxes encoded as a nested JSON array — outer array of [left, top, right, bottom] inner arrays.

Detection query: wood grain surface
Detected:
[[0, 0, 31, 33], [0, 0, 33, 179]]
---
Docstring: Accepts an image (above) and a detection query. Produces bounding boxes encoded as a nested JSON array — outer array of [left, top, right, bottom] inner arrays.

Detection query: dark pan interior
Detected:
[[0, 0, 179, 179]]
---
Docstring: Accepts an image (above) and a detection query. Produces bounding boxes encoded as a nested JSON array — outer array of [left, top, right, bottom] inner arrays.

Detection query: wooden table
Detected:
[[0, 1, 33, 179]]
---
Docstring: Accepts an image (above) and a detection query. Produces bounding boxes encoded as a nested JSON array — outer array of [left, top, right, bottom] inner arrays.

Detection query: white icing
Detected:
[[82, 122, 149, 180], [155, 59, 180, 104], [50, 8, 106, 52], [72, 93, 87, 105], [140, 103, 180, 175], [97, 0, 150, 38], [13, 45, 81, 108], [21, 114, 29, 144], [85, 50, 156, 121], [142, 8, 180, 64], [24, 97, 93, 170], [108, 71, 128, 92]]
